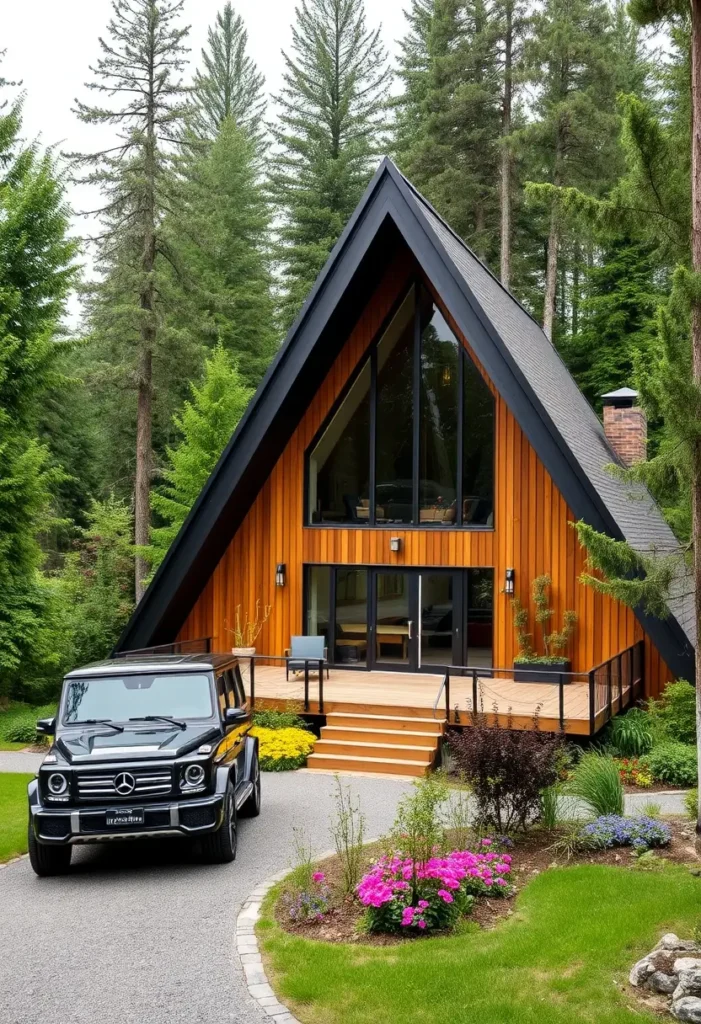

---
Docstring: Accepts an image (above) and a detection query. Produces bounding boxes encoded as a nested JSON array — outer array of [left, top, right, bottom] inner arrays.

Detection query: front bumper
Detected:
[[30, 793, 225, 845]]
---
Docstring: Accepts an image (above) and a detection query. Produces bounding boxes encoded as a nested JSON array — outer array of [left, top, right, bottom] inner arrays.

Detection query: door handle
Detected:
[[408, 620, 414, 640]]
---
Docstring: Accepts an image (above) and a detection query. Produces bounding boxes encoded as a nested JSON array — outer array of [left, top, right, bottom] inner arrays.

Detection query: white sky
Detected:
[[3, 0, 409, 323]]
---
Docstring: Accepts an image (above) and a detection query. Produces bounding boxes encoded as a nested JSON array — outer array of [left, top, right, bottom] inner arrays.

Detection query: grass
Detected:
[[0, 774, 33, 862], [258, 864, 701, 1024]]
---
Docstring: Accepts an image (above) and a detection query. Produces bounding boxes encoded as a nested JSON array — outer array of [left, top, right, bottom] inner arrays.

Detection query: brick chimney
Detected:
[[602, 388, 647, 467]]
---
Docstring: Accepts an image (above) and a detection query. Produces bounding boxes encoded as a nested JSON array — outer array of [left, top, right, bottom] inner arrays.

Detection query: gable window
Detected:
[[307, 284, 494, 527]]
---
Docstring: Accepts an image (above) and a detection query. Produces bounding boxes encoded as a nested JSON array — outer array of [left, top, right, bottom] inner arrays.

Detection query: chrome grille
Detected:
[[76, 767, 173, 801]]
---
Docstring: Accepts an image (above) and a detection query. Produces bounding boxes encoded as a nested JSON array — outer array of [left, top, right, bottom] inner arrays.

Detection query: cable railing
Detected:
[[588, 640, 644, 730], [235, 653, 327, 714]]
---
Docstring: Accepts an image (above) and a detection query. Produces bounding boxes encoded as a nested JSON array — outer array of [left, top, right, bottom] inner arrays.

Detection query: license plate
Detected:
[[105, 808, 144, 827]]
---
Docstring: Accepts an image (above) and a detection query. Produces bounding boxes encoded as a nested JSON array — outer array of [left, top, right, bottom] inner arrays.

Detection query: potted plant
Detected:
[[512, 575, 577, 684], [227, 601, 272, 657]]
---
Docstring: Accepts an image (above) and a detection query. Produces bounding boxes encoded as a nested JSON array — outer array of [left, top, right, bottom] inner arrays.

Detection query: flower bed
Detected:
[[357, 844, 512, 934], [250, 725, 316, 770], [614, 758, 653, 789], [580, 815, 671, 850]]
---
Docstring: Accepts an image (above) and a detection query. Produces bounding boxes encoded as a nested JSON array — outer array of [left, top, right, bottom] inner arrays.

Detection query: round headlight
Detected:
[[184, 764, 205, 787], [48, 772, 68, 795]]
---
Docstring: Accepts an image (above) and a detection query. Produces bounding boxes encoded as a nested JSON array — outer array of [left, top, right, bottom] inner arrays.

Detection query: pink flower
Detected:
[[312, 872, 326, 883], [418, 900, 429, 909], [481, 838, 492, 846], [437, 889, 454, 903], [418, 919, 427, 929]]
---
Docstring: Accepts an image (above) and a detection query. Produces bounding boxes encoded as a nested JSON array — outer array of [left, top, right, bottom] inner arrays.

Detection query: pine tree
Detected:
[[193, 3, 265, 143], [524, 0, 619, 340], [168, 117, 277, 388], [0, 90, 77, 698], [70, 0, 191, 601], [400, 0, 502, 263], [393, 0, 435, 169], [270, 0, 390, 329], [148, 345, 253, 570]]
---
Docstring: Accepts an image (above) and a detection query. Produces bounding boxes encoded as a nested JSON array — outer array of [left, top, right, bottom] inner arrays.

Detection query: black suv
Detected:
[[27, 652, 260, 876]]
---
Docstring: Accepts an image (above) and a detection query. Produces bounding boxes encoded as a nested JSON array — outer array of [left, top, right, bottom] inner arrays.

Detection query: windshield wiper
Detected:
[[129, 715, 187, 730], [72, 719, 125, 733]]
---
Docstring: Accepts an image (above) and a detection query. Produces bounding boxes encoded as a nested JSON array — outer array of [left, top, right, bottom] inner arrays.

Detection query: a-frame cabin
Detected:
[[116, 159, 695, 776]]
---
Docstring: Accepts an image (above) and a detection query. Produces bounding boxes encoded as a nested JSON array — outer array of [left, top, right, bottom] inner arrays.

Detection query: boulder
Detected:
[[674, 970, 701, 1002], [672, 996, 701, 1023], [629, 957, 655, 987], [658, 935, 701, 953], [649, 972, 679, 995], [675, 960, 701, 975]]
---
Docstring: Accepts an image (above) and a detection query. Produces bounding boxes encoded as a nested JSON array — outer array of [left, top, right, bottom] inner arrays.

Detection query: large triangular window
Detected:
[[307, 285, 494, 527]]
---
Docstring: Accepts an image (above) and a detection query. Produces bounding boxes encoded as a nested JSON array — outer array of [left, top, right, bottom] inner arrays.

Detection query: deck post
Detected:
[[249, 656, 255, 709], [304, 661, 309, 712], [588, 670, 595, 734], [318, 659, 325, 714], [606, 662, 612, 722], [445, 669, 450, 720], [558, 678, 565, 732], [472, 669, 478, 716]]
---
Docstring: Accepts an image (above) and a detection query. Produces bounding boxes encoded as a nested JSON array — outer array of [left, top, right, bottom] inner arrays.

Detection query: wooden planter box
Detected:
[[513, 660, 571, 684]]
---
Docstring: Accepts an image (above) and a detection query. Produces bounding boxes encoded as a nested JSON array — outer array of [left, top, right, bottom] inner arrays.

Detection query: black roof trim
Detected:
[[116, 159, 693, 680]]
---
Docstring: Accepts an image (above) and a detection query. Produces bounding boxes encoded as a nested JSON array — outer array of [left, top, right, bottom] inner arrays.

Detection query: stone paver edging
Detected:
[[236, 847, 340, 1024]]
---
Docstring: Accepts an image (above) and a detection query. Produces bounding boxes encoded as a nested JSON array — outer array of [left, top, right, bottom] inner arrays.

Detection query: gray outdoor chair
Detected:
[[285, 635, 329, 680]]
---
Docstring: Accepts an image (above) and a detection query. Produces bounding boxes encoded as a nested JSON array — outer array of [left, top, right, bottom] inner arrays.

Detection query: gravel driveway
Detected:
[[0, 771, 410, 1024]]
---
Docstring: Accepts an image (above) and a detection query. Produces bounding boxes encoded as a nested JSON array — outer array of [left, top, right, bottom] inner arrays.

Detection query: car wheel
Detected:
[[201, 784, 237, 864], [28, 821, 72, 877], [239, 753, 261, 818]]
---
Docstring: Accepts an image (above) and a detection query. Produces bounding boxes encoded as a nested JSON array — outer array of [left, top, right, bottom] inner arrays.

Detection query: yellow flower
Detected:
[[250, 726, 316, 770]]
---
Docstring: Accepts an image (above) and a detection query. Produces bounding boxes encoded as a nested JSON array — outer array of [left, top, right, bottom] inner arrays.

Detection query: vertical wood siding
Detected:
[[177, 254, 672, 697]]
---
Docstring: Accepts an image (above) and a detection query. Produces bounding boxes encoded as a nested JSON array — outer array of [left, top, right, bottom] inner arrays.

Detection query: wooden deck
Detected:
[[245, 664, 626, 735]]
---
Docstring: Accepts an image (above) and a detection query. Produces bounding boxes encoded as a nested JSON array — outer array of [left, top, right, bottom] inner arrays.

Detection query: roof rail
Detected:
[[113, 637, 212, 659]]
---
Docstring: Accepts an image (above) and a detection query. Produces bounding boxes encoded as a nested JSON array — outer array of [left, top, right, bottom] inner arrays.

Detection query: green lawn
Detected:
[[0, 774, 33, 862], [258, 864, 701, 1024]]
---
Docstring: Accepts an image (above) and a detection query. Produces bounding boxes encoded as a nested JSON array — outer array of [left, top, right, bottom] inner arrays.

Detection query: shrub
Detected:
[[614, 757, 653, 788], [580, 814, 671, 850], [641, 742, 697, 787], [357, 848, 511, 934], [685, 789, 698, 820], [647, 680, 696, 745], [568, 752, 624, 816], [329, 775, 366, 895], [389, 774, 449, 864], [250, 725, 315, 770], [4, 717, 42, 744], [282, 872, 331, 923], [252, 707, 309, 731], [448, 720, 562, 832], [609, 709, 654, 756]]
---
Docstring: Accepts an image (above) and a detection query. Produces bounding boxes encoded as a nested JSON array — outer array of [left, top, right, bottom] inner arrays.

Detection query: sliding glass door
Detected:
[[305, 566, 493, 672]]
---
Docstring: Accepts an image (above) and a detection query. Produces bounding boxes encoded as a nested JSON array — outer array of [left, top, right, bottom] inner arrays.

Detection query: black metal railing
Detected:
[[234, 653, 327, 714], [588, 640, 644, 731]]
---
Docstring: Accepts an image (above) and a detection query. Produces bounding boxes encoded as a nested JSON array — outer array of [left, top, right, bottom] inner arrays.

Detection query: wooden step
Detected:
[[314, 739, 435, 762], [320, 725, 438, 747], [326, 712, 444, 734], [306, 752, 429, 777]]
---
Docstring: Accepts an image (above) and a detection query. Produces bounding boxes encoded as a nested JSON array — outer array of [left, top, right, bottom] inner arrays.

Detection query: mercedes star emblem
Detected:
[[114, 771, 136, 795]]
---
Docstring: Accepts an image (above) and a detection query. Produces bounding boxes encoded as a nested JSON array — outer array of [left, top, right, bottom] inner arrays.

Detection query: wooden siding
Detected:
[[178, 252, 673, 698]]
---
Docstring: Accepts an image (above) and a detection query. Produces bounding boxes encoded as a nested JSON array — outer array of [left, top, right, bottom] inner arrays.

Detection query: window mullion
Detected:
[[369, 346, 377, 526], [412, 286, 421, 526], [457, 347, 465, 527]]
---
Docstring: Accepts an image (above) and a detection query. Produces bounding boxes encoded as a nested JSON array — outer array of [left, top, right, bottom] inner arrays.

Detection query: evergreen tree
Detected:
[[193, 3, 265, 143], [393, 0, 435, 170], [148, 346, 253, 570], [168, 117, 277, 388], [523, 0, 619, 340], [270, 0, 390, 328], [71, 0, 192, 601], [0, 93, 76, 698]]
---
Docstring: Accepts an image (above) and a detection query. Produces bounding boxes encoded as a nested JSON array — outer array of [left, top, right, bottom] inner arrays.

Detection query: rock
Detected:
[[674, 969, 701, 1001], [658, 935, 701, 953], [649, 972, 678, 995], [675, 960, 701, 975], [672, 996, 701, 1022], [629, 957, 655, 987]]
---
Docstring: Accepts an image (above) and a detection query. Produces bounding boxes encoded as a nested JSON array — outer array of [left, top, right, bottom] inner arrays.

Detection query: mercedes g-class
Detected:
[[27, 652, 260, 876]]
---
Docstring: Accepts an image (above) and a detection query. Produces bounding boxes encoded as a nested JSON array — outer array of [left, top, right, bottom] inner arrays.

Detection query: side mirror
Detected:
[[36, 717, 56, 736], [224, 707, 248, 725]]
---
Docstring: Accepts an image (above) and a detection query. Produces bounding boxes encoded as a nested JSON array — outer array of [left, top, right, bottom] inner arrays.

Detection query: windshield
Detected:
[[62, 673, 214, 724]]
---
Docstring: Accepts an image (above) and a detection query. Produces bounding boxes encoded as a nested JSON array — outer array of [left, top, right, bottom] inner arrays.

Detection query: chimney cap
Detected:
[[602, 387, 638, 407]]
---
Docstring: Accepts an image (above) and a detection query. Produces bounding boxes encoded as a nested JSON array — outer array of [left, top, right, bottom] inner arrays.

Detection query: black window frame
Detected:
[[304, 278, 495, 530]]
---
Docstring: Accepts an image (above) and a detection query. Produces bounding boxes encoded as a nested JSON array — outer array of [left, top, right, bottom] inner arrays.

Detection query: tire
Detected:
[[201, 784, 237, 864], [239, 752, 261, 818], [28, 821, 72, 877]]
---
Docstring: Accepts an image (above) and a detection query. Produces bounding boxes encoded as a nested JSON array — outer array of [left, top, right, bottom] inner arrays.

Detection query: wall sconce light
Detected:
[[504, 568, 515, 596], [275, 563, 286, 587], [389, 537, 402, 553]]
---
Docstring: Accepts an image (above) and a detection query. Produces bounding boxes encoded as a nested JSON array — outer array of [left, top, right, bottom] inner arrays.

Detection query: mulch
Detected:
[[274, 819, 701, 946]]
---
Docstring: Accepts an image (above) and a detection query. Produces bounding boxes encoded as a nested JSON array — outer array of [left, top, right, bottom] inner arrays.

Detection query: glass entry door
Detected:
[[369, 569, 461, 672], [373, 572, 414, 668]]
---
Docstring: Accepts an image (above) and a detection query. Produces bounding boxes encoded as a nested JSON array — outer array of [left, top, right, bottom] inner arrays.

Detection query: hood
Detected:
[[56, 722, 220, 764]]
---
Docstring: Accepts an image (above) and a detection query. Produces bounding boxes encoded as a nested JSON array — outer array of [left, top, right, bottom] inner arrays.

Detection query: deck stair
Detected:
[[306, 711, 445, 777]]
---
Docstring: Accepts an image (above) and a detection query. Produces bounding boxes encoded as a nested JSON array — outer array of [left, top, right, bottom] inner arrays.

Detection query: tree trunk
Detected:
[[691, 0, 701, 842], [543, 202, 559, 341], [500, 0, 513, 290], [134, 10, 157, 603]]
